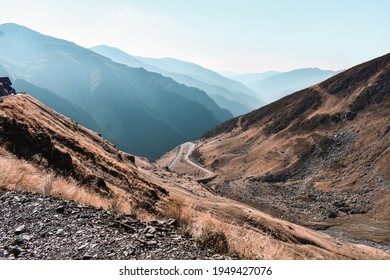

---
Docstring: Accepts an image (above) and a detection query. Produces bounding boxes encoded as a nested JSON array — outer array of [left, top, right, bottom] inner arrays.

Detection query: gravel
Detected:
[[0, 190, 226, 260]]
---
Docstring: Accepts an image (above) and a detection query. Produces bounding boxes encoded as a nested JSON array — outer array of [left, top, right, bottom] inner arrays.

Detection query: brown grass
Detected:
[[162, 200, 289, 259], [191, 212, 276, 259], [0, 149, 110, 209]]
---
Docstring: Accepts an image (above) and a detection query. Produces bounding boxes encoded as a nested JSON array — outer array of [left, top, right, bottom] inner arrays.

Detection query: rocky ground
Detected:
[[213, 128, 390, 246], [0, 190, 226, 260], [217, 180, 372, 224]]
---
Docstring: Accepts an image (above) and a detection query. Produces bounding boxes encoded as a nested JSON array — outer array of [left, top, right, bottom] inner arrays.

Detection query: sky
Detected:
[[0, 0, 389, 73]]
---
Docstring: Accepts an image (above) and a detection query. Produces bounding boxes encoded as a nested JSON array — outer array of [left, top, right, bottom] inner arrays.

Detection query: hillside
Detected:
[[0, 23, 231, 160], [1, 94, 388, 259], [10, 77, 101, 132], [160, 53, 390, 246], [90, 45, 264, 116]]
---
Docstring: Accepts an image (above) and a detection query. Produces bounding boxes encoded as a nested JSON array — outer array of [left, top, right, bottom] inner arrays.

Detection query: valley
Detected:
[[0, 23, 232, 160], [1, 94, 388, 260], [159, 53, 390, 249], [0, 21, 389, 261]]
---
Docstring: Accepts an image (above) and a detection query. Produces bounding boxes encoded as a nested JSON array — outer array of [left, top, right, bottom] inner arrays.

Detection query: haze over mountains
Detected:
[[0, 19, 389, 261], [90, 45, 264, 116], [227, 68, 339, 103], [0, 23, 342, 161], [0, 23, 232, 159]]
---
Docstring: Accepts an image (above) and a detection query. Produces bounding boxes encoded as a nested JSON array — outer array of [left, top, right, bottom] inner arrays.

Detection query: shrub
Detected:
[[197, 228, 229, 254]]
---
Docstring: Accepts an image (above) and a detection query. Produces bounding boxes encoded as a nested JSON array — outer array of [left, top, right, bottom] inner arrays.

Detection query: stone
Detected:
[[15, 225, 26, 235], [56, 206, 66, 214], [77, 244, 88, 250], [145, 233, 155, 239], [327, 211, 338, 218], [22, 234, 33, 241], [147, 241, 157, 246], [12, 237, 24, 246], [82, 254, 93, 260], [146, 226, 157, 234], [332, 201, 347, 208], [11, 247, 22, 258], [166, 218, 179, 227], [0, 190, 225, 260], [125, 154, 135, 164]]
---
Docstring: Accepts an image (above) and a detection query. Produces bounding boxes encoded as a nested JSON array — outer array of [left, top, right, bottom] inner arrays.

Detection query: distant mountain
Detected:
[[12, 78, 101, 132], [224, 71, 280, 85], [247, 68, 338, 103], [0, 63, 101, 132], [90, 45, 265, 116], [0, 23, 231, 160]]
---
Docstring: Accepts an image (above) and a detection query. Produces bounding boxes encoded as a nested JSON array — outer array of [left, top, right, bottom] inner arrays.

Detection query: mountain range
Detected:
[[0, 23, 340, 161], [0, 23, 233, 160], [227, 68, 339, 103], [0, 22, 389, 260], [90, 45, 264, 116]]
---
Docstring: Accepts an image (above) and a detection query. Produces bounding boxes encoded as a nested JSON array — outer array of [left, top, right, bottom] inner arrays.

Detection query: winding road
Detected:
[[168, 142, 215, 182]]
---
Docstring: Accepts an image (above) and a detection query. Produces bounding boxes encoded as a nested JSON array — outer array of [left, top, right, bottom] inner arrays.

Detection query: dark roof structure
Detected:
[[0, 77, 16, 96], [0, 77, 12, 85]]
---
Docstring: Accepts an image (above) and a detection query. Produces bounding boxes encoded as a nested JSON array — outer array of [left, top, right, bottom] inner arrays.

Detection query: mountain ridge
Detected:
[[90, 45, 264, 116], [160, 53, 390, 245], [0, 23, 230, 160], [226, 68, 339, 104]]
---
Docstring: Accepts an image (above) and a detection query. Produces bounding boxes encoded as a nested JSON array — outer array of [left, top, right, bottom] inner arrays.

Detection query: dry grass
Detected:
[[162, 199, 289, 259], [164, 198, 194, 236], [0, 150, 110, 209], [191, 212, 276, 259]]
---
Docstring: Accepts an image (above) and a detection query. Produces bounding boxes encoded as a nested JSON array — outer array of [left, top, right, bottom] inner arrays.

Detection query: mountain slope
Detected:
[[1, 94, 388, 259], [0, 23, 230, 160], [12, 79, 101, 132], [248, 68, 338, 103], [90, 45, 264, 116], [161, 53, 390, 245], [224, 71, 280, 85]]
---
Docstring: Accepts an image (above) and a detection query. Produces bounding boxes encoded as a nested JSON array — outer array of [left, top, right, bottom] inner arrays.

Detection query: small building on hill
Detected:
[[0, 77, 16, 96]]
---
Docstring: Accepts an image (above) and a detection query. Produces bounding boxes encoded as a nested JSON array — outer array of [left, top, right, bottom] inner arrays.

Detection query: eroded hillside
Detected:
[[161, 54, 390, 245], [1, 94, 389, 260]]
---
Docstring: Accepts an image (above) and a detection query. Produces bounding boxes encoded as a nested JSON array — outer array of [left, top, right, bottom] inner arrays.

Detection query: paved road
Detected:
[[168, 142, 215, 182]]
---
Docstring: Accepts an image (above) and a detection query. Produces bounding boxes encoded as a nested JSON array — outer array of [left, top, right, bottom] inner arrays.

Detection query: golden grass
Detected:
[[0, 149, 152, 219], [1, 148, 388, 260], [163, 199, 289, 259], [0, 149, 110, 209]]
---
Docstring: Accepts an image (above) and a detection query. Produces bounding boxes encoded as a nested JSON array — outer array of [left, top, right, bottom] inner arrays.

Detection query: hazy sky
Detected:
[[1, 0, 389, 72]]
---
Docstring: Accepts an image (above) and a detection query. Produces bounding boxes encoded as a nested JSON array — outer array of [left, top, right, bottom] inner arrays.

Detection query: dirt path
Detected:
[[168, 142, 215, 182]]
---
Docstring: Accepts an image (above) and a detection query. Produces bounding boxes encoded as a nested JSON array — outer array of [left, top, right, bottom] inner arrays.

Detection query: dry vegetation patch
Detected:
[[0, 148, 110, 208]]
